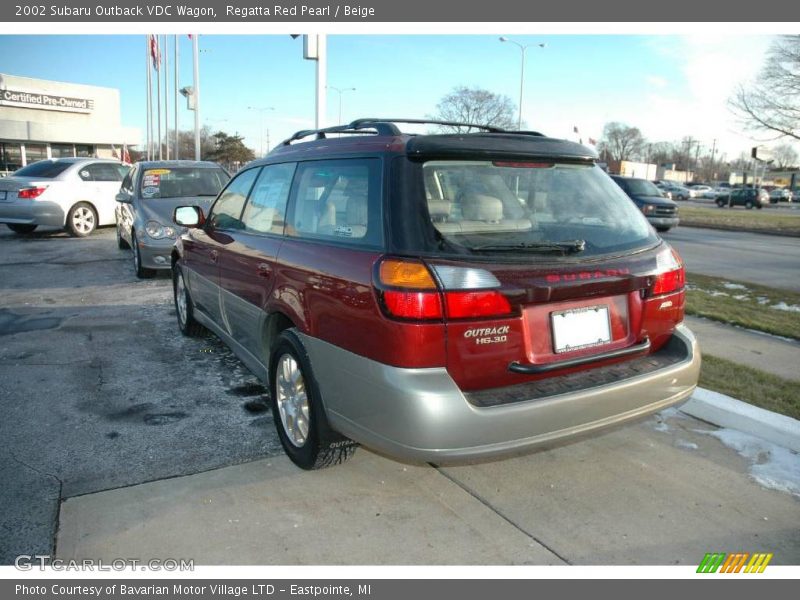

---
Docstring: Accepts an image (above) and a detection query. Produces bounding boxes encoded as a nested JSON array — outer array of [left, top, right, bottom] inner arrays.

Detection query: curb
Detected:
[[680, 387, 800, 453]]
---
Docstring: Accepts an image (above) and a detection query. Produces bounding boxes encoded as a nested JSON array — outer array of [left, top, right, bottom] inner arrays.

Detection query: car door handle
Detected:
[[210, 250, 219, 262], [257, 263, 272, 277]]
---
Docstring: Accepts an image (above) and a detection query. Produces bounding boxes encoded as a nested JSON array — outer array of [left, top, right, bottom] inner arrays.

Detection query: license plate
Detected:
[[551, 305, 612, 353], [0, 191, 7, 202]]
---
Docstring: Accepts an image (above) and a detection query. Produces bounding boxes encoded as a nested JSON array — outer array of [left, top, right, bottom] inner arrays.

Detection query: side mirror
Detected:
[[115, 192, 132, 203], [174, 206, 205, 228]]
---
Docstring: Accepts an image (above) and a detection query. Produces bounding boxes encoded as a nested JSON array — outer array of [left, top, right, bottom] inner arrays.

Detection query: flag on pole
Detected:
[[149, 34, 161, 70], [110, 144, 119, 159], [573, 125, 579, 134], [588, 137, 597, 146], [121, 144, 131, 164]]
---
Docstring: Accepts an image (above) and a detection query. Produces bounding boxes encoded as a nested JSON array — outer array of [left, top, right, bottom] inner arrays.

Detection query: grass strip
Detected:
[[678, 206, 800, 236], [699, 355, 800, 421], [685, 273, 800, 341]]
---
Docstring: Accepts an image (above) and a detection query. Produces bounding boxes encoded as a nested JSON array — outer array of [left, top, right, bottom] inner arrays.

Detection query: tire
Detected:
[[269, 329, 357, 470], [655, 226, 671, 233], [66, 202, 97, 237], [116, 223, 130, 249], [7, 224, 38, 234], [716, 199, 726, 207], [173, 263, 204, 337], [131, 231, 156, 279], [745, 200, 753, 210]]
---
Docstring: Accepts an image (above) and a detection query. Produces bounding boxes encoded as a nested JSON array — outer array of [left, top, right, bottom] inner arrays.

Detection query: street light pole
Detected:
[[328, 86, 356, 124], [247, 106, 275, 157], [499, 37, 545, 131]]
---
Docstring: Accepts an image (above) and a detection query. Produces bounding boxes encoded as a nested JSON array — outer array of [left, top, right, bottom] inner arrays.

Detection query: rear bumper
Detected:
[[302, 323, 700, 462], [0, 201, 65, 227]]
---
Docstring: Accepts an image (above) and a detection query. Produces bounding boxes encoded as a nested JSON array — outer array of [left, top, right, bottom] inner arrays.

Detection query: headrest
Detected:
[[346, 192, 368, 225], [428, 200, 452, 220], [462, 194, 503, 221]]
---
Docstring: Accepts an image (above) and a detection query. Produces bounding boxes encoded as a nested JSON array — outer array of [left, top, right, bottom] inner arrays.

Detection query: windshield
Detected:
[[14, 161, 71, 178], [625, 179, 662, 196], [140, 167, 229, 199], [422, 161, 657, 258]]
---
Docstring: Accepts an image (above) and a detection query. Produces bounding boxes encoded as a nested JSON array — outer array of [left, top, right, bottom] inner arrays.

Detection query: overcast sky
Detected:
[[0, 34, 786, 160]]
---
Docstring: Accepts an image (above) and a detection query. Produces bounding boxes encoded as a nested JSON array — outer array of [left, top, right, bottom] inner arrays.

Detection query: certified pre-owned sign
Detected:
[[0, 88, 94, 113]]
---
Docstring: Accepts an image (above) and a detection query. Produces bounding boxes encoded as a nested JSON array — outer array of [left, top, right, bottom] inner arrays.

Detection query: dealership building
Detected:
[[0, 73, 140, 174]]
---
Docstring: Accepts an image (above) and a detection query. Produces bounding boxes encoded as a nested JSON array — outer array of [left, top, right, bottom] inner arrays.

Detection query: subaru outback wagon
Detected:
[[171, 119, 700, 470]]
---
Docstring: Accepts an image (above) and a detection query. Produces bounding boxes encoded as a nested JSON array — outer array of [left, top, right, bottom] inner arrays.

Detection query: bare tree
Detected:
[[770, 143, 799, 168], [598, 122, 645, 162], [730, 35, 800, 142], [430, 86, 518, 132]]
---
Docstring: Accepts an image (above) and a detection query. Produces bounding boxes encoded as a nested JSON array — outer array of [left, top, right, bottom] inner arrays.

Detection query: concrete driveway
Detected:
[[1, 225, 798, 566]]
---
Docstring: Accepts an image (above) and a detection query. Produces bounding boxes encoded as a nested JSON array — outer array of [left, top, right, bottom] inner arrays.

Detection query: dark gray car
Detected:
[[115, 160, 230, 278]]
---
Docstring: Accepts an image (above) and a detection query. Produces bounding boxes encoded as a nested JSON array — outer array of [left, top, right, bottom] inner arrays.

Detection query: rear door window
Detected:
[[287, 158, 382, 247]]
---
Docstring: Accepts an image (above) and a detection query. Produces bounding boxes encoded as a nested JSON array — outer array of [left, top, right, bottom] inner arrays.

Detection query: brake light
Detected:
[[383, 290, 443, 320], [652, 247, 685, 295], [445, 291, 512, 319], [492, 161, 554, 169], [376, 258, 513, 321], [17, 186, 47, 199], [377, 258, 442, 320]]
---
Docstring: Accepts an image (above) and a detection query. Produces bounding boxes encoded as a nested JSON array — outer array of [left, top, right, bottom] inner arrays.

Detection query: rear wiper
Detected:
[[472, 239, 586, 254]]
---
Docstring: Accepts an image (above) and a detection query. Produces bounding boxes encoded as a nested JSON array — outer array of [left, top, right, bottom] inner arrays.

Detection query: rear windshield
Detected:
[[421, 161, 657, 258], [14, 161, 71, 178], [140, 167, 229, 199], [624, 179, 662, 197]]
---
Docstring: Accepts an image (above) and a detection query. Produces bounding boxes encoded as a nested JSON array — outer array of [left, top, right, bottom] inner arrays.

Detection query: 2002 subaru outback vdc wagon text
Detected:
[[170, 119, 701, 470]]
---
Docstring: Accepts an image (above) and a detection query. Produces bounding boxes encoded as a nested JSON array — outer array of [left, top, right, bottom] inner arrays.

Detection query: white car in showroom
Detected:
[[0, 157, 130, 237]]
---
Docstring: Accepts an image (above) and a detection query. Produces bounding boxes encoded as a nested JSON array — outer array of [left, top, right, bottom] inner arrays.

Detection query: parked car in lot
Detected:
[[656, 181, 691, 201], [769, 187, 793, 203], [716, 187, 770, 209], [689, 184, 717, 199], [115, 161, 230, 278], [171, 118, 700, 470], [610, 175, 680, 232], [0, 158, 130, 236]]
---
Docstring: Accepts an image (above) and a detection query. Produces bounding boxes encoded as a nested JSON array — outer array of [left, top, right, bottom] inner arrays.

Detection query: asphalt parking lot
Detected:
[[1, 224, 799, 565], [0, 226, 283, 563]]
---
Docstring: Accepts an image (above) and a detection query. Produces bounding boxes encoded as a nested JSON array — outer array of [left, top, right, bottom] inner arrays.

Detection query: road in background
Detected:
[[664, 227, 800, 291]]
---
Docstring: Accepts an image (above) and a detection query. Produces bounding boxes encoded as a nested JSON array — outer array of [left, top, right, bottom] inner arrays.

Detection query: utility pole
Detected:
[[174, 34, 179, 160], [192, 34, 201, 160], [709, 138, 717, 181]]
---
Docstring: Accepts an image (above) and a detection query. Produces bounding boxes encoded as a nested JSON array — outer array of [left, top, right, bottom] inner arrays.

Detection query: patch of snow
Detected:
[[723, 283, 748, 290], [676, 440, 699, 450], [771, 302, 800, 313], [703, 429, 800, 498], [756, 297, 770, 305], [733, 294, 749, 300]]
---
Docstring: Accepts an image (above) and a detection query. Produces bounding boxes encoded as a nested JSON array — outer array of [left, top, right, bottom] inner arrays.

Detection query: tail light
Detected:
[[375, 257, 513, 321], [17, 186, 47, 199], [652, 247, 685, 296]]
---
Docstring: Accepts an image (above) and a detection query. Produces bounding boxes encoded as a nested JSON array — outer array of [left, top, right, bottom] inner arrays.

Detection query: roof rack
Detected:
[[279, 118, 541, 146]]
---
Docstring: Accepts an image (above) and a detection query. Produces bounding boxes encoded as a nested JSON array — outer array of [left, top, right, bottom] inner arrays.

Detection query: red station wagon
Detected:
[[171, 119, 701, 470]]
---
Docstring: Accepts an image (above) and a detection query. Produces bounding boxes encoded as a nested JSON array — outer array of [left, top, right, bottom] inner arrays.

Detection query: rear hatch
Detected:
[[385, 148, 686, 392]]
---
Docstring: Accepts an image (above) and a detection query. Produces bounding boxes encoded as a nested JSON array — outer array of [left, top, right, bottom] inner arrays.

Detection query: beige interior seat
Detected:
[[441, 193, 532, 233], [336, 191, 368, 238]]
